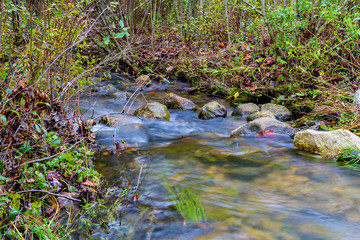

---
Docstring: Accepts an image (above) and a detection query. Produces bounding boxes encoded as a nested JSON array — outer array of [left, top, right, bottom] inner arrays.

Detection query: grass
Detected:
[[164, 181, 206, 224], [332, 148, 360, 168]]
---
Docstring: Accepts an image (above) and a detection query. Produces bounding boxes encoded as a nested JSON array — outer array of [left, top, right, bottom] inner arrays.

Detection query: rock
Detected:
[[198, 101, 227, 120], [294, 129, 360, 155], [261, 103, 292, 121], [110, 91, 130, 101], [232, 103, 259, 118], [231, 117, 295, 137], [134, 102, 170, 121], [296, 120, 325, 132], [247, 110, 275, 122], [354, 90, 360, 108], [135, 75, 150, 85], [99, 115, 117, 126], [98, 84, 118, 94], [98, 114, 142, 126], [163, 93, 197, 110]]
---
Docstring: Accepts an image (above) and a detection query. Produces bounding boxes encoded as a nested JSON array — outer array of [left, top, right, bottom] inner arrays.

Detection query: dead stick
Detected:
[[0, 190, 81, 202]]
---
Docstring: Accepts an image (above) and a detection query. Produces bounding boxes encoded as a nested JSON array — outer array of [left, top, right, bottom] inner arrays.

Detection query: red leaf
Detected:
[[127, 147, 139, 151], [132, 194, 140, 201], [255, 130, 277, 138]]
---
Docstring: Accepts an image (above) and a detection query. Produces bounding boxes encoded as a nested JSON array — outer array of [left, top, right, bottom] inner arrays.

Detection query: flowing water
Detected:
[[72, 77, 360, 240]]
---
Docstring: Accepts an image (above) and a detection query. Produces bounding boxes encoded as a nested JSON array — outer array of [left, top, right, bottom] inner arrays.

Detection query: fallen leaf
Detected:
[[46, 171, 61, 181], [132, 194, 141, 201], [255, 130, 277, 138], [219, 43, 225, 49], [233, 92, 239, 100], [82, 180, 98, 187], [127, 147, 139, 151], [86, 119, 96, 126]]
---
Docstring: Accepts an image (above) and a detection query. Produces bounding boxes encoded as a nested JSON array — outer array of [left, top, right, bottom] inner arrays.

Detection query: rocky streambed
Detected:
[[70, 75, 360, 240]]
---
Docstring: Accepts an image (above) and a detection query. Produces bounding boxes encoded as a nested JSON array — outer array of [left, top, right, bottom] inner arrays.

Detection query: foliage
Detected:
[[0, 0, 105, 238]]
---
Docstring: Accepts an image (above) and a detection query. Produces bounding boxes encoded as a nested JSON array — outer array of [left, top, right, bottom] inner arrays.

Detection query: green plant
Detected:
[[332, 148, 360, 168], [164, 181, 206, 224]]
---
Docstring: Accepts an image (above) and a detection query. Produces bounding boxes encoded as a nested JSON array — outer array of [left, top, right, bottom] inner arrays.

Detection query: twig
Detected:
[[19, 139, 84, 167], [0, 190, 81, 202]]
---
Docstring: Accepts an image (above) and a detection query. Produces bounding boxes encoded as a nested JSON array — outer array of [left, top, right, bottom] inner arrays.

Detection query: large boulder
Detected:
[[294, 129, 360, 155], [230, 117, 295, 137], [198, 101, 227, 120], [232, 103, 259, 118], [163, 93, 197, 110], [247, 110, 275, 122], [261, 103, 292, 121], [134, 102, 170, 121]]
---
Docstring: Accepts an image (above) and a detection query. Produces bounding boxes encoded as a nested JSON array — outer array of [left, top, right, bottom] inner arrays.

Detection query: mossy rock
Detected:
[[232, 103, 259, 118], [163, 93, 197, 110], [247, 110, 275, 122], [261, 103, 292, 121], [294, 129, 360, 155], [134, 102, 170, 121], [99, 115, 118, 126], [198, 101, 227, 120]]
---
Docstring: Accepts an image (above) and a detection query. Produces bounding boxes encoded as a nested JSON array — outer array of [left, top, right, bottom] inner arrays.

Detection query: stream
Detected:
[[71, 76, 360, 240]]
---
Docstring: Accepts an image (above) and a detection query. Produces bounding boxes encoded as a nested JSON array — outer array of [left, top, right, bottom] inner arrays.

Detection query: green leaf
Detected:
[[35, 124, 42, 133], [113, 32, 126, 39], [103, 37, 110, 45], [119, 20, 124, 28], [0, 115, 7, 130]]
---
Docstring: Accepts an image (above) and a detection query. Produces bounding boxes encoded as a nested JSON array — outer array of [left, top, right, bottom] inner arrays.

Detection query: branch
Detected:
[[0, 190, 81, 202]]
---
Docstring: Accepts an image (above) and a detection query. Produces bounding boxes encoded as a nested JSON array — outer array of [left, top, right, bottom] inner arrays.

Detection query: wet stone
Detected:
[[134, 102, 171, 121], [247, 110, 275, 122], [198, 101, 227, 120], [232, 103, 259, 118], [261, 103, 292, 121], [163, 93, 197, 110]]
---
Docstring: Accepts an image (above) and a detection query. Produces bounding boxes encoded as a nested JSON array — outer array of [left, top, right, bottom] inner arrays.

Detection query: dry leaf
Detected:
[[82, 180, 98, 187]]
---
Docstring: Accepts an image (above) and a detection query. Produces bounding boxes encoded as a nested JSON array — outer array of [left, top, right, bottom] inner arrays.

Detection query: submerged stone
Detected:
[[198, 101, 227, 120], [98, 84, 118, 94], [134, 102, 170, 121], [294, 129, 360, 155], [163, 93, 197, 110], [110, 91, 130, 101], [230, 117, 295, 137]]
